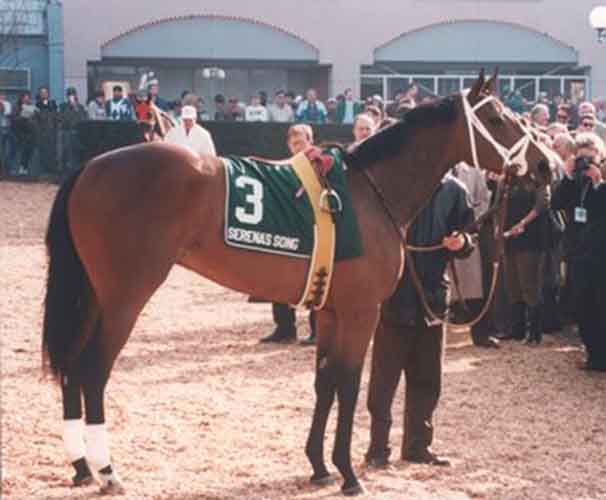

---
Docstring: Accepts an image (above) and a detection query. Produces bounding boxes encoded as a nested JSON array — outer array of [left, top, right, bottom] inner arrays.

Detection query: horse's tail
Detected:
[[42, 167, 97, 381]]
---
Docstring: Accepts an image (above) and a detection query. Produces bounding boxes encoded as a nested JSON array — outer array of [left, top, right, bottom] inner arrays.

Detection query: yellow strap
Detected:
[[290, 152, 336, 310]]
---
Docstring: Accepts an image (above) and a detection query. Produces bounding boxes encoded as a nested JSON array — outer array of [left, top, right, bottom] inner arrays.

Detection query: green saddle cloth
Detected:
[[224, 148, 362, 261]]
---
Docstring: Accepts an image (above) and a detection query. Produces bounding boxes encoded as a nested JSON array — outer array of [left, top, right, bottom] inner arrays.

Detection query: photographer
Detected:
[[552, 132, 606, 371]]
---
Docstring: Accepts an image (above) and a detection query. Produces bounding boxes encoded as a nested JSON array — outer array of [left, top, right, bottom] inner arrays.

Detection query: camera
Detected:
[[573, 155, 593, 183]]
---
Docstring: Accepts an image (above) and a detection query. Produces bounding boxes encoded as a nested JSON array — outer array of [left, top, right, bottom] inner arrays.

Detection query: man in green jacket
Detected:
[[335, 88, 364, 125]]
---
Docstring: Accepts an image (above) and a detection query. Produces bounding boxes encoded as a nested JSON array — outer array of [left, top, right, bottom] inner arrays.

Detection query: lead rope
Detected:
[[363, 167, 513, 329]]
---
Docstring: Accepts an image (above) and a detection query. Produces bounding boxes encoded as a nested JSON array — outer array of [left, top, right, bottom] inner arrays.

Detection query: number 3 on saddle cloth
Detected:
[[223, 147, 363, 309]]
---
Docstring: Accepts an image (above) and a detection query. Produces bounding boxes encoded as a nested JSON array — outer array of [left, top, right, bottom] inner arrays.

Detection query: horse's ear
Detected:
[[483, 67, 500, 95], [469, 69, 486, 99]]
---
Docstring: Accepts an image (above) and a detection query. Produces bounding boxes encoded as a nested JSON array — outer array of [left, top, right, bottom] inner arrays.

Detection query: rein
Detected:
[[362, 90, 533, 329]]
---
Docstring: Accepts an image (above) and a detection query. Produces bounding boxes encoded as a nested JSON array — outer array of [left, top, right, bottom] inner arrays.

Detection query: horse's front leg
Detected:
[[305, 310, 338, 486], [332, 307, 380, 496]]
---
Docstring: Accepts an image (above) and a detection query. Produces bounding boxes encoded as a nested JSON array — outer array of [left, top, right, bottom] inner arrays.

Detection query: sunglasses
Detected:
[[556, 114, 568, 121]]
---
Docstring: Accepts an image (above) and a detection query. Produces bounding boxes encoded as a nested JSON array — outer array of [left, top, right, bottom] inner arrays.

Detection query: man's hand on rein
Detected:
[[442, 232, 466, 252]]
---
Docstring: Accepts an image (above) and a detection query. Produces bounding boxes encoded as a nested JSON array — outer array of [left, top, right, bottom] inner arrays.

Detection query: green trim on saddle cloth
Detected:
[[223, 148, 363, 261]]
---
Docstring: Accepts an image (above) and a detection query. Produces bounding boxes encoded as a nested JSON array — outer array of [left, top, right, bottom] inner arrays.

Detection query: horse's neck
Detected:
[[372, 131, 457, 228]]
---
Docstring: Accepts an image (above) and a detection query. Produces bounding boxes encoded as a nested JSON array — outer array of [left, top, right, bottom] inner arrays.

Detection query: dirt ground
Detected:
[[1, 180, 606, 500]]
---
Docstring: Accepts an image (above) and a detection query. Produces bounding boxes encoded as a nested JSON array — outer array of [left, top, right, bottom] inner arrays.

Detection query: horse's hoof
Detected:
[[99, 478, 125, 496], [72, 473, 94, 487], [310, 473, 335, 487], [342, 481, 365, 496]]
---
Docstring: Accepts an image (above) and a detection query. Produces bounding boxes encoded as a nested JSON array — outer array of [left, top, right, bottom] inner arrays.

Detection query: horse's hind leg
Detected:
[[305, 310, 338, 486], [61, 370, 94, 486], [79, 307, 140, 495]]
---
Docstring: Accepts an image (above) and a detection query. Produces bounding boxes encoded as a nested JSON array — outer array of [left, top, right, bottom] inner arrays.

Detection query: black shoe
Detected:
[[403, 449, 451, 466], [473, 337, 500, 349], [299, 334, 315, 346], [260, 328, 296, 343], [71, 458, 94, 487]]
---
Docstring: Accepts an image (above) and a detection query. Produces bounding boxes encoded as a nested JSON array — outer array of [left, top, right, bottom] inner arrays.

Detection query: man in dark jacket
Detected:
[[366, 172, 475, 467], [552, 132, 606, 371]]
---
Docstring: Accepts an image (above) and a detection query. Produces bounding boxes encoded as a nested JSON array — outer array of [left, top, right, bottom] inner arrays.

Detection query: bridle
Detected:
[[363, 90, 541, 328]]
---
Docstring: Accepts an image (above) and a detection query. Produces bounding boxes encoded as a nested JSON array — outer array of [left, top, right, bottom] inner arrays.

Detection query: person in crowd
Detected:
[[578, 101, 606, 140], [296, 88, 327, 124], [259, 90, 268, 108], [500, 166, 550, 344], [213, 94, 230, 121], [506, 89, 526, 114], [169, 100, 183, 122], [245, 95, 268, 122], [363, 104, 383, 128], [35, 86, 58, 113], [87, 90, 107, 120], [227, 97, 245, 121], [35, 85, 59, 173], [530, 103, 550, 128], [0, 93, 15, 173], [12, 91, 37, 175], [552, 132, 606, 371], [553, 132, 576, 169], [260, 124, 317, 346], [336, 88, 363, 124], [59, 87, 87, 170], [449, 163, 500, 348], [577, 112, 597, 136], [352, 113, 376, 143], [325, 97, 338, 124], [134, 89, 151, 122], [147, 83, 169, 111], [267, 90, 294, 123], [365, 170, 476, 469], [105, 85, 133, 121], [546, 123, 568, 143], [165, 105, 216, 157], [555, 105, 571, 129]]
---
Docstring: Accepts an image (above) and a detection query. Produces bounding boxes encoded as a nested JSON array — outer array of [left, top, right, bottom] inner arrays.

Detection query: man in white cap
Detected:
[[165, 105, 216, 156]]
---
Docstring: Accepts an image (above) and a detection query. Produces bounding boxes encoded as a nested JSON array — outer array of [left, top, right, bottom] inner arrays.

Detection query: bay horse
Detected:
[[42, 72, 551, 496]]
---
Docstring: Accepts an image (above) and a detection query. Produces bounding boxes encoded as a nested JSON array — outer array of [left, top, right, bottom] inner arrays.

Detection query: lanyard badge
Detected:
[[574, 207, 588, 224]]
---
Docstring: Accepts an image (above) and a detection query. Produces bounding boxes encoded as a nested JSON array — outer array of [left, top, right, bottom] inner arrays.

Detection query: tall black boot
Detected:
[[260, 303, 297, 343], [526, 305, 542, 345]]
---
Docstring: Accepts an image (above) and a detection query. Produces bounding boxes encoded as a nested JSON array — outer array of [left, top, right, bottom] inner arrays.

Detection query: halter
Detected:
[[462, 90, 531, 175]]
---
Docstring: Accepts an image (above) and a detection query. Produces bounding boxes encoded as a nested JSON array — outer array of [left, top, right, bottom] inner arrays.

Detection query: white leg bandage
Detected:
[[63, 419, 86, 463], [85, 423, 111, 472]]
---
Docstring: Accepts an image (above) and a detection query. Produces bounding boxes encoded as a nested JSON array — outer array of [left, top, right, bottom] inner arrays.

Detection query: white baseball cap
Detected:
[[181, 105, 197, 120]]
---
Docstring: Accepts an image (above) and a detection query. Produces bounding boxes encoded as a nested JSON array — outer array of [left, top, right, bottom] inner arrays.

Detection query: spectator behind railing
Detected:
[[12, 91, 37, 175], [36, 86, 59, 173], [267, 90, 294, 123], [296, 88, 327, 124], [335, 88, 363, 124], [578, 101, 606, 141], [59, 87, 87, 170], [245, 95, 269, 122], [87, 91, 107, 120], [105, 85, 133, 121]]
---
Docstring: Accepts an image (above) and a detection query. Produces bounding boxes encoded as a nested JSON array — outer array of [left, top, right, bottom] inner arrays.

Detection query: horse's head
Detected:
[[455, 69, 552, 184]]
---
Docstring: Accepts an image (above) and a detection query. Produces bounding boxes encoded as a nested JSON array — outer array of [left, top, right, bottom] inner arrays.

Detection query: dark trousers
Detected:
[[367, 317, 444, 459], [571, 260, 606, 366]]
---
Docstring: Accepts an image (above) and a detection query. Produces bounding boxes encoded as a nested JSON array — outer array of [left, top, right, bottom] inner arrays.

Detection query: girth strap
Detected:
[[290, 152, 336, 310]]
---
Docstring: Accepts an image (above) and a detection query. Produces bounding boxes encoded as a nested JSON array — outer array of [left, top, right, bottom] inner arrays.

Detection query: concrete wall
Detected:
[[62, 0, 606, 99]]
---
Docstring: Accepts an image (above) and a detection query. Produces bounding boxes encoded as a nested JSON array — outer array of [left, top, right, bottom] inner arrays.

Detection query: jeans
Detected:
[[1, 126, 16, 172]]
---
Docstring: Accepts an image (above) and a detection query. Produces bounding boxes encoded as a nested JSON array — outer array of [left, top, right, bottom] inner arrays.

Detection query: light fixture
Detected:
[[589, 6, 606, 43], [201, 67, 226, 80]]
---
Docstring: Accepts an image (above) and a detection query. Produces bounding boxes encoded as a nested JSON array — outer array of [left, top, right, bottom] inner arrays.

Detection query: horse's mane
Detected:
[[344, 96, 458, 170]]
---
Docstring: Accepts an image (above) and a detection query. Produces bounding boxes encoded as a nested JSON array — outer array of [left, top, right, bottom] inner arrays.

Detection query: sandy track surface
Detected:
[[1, 181, 605, 500]]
